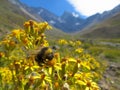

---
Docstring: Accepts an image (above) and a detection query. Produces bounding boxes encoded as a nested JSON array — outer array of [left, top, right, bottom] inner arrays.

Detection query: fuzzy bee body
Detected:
[[35, 47, 54, 66]]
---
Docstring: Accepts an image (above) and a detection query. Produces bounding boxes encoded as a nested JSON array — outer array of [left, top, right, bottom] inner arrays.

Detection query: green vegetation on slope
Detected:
[[0, 0, 68, 40], [0, 0, 32, 33], [81, 39, 120, 62]]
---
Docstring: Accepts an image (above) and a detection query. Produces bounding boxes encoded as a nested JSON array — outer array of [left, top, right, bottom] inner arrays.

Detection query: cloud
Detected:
[[67, 0, 120, 16]]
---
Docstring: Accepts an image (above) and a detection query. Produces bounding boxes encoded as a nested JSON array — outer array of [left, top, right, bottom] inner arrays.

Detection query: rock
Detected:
[[99, 62, 120, 90]]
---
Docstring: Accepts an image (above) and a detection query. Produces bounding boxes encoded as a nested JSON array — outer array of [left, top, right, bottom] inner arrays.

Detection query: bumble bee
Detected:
[[35, 47, 54, 66]]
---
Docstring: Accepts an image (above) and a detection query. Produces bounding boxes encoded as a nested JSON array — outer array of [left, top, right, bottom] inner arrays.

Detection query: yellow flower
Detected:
[[13, 60, 21, 70], [2, 39, 16, 50], [2, 39, 10, 44], [75, 40, 82, 46], [85, 80, 100, 90], [81, 61, 91, 70], [68, 58, 77, 63], [75, 48, 84, 53], [0, 67, 12, 83], [75, 78, 100, 90], [54, 63, 62, 70], [29, 20, 34, 26], [0, 52, 5, 58], [24, 63, 39, 71], [11, 29, 22, 37], [22, 37, 29, 45], [9, 40, 16, 47], [54, 82, 59, 88], [24, 21, 30, 28], [69, 41, 75, 46], [58, 39, 68, 45], [43, 40, 49, 47], [34, 27, 39, 34], [41, 22, 52, 30], [46, 25, 52, 30], [38, 22, 51, 30]]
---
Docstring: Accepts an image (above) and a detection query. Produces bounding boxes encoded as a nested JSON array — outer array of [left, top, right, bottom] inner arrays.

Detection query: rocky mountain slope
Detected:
[[0, 0, 67, 39], [1, 0, 120, 38], [77, 12, 120, 38], [80, 4, 120, 31], [99, 62, 120, 90], [23, 2, 120, 33], [24, 6, 85, 33], [0, 0, 41, 35]]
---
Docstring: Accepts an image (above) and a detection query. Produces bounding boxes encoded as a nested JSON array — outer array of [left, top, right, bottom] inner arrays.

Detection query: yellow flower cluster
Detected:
[[75, 48, 84, 53], [0, 67, 12, 83], [0, 20, 102, 90], [58, 39, 82, 47], [58, 39, 68, 45], [0, 52, 5, 58]]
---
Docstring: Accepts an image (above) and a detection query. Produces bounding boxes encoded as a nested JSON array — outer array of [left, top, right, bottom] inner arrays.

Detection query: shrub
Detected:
[[0, 20, 102, 90]]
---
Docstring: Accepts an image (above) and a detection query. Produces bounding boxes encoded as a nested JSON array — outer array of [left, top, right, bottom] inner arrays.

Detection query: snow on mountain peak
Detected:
[[38, 9, 43, 15], [8, 0, 18, 5], [72, 12, 79, 18], [49, 20, 56, 24], [75, 23, 80, 25]]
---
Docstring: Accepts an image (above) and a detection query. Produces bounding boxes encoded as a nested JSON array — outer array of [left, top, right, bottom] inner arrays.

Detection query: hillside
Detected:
[[0, 0, 35, 35], [22, 3, 120, 33], [77, 12, 120, 39], [0, 0, 67, 39], [24, 6, 85, 33], [0, 0, 38, 34], [1, 0, 120, 39]]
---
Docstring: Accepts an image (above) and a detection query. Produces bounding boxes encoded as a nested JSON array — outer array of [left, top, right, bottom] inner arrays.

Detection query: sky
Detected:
[[20, 0, 120, 17], [20, 0, 76, 16]]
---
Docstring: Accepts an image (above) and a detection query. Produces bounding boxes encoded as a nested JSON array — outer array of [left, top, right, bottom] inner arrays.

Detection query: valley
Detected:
[[0, 0, 120, 90]]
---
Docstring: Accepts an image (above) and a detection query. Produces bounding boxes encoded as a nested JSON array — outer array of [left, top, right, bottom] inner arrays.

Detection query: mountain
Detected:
[[55, 11, 85, 32], [24, 6, 85, 33], [76, 12, 120, 38], [77, 4, 120, 32], [0, 0, 42, 36], [22, 2, 120, 33], [1, 0, 120, 38], [0, 0, 67, 39]]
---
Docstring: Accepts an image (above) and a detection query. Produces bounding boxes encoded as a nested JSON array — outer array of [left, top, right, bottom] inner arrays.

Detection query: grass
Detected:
[[99, 38, 120, 43], [0, 0, 33, 36], [104, 49, 120, 62], [81, 38, 120, 63]]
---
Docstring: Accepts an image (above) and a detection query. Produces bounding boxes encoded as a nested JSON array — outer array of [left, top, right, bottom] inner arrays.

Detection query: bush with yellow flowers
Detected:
[[0, 20, 103, 90]]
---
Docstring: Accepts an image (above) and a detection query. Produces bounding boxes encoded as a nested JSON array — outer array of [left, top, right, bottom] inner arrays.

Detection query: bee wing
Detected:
[[26, 48, 42, 58]]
